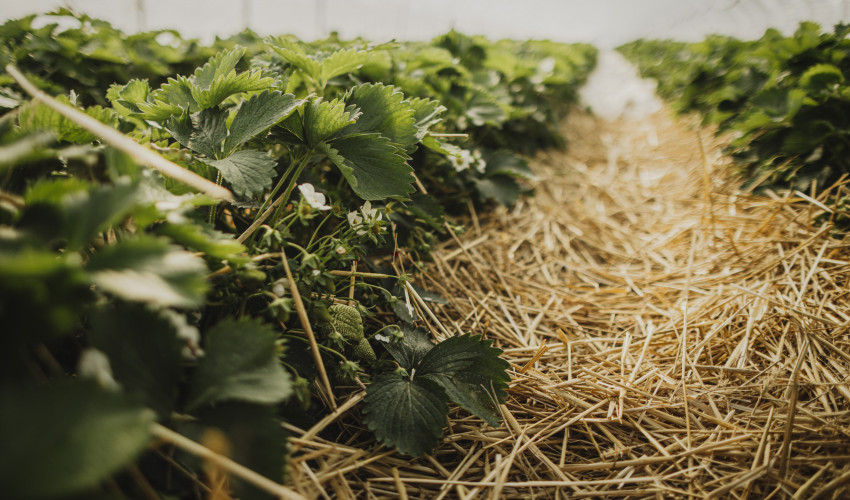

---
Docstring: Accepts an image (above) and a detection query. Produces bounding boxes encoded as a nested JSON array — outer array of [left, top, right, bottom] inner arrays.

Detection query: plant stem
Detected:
[[271, 153, 312, 222], [5, 64, 233, 201], [236, 152, 311, 244]]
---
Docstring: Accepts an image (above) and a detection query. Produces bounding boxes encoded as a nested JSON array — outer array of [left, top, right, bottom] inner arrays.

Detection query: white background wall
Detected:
[[3, 0, 850, 47]]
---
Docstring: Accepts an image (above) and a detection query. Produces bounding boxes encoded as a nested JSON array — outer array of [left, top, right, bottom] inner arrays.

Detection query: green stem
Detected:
[[271, 152, 312, 223], [208, 171, 223, 225], [236, 151, 312, 245], [306, 212, 335, 250], [254, 156, 298, 223]]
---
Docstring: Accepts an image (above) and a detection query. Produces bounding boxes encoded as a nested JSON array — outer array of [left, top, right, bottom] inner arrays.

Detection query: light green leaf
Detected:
[[224, 90, 304, 155], [304, 98, 359, 148], [192, 46, 247, 89], [155, 222, 247, 263], [343, 83, 419, 151], [202, 149, 277, 198], [319, 47, 374, 84], [362, 372, 449, 457], [409, 97, 446, 140], [321, 133, 414, 200], [87, 237, 208, 308], [138, 76, 197, 119], [268, 44, 321, 83], [0, 381, 155, 499], [187, 319, 292, 411], [192, 69, 277, 110], [800, 63, 844, 90], [107, 79, 151, 116], [418, 334, 510, 426], [18, 97, 120, 144]]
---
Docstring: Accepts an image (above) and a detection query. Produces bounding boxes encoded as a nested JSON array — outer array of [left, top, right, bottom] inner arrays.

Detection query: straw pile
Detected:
[[285, 107, 850, 499]]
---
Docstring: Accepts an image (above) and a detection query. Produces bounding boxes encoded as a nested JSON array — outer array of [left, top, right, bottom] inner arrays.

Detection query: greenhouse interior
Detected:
[[4, 1, 850, 498]]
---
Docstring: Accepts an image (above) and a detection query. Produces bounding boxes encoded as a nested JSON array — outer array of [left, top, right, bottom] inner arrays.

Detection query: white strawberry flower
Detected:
[[298, 183, 331, 211], [347, 201, 383, 236]]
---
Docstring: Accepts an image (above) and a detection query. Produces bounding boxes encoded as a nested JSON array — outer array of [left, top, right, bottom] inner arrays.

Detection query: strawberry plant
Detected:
[[619, 22, 850, 192], [0, 9, 595, 498]]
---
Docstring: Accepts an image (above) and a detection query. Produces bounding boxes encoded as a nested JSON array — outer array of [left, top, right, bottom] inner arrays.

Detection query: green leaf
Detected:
[[406, 193, 447, 231], [107, 79, 151, 116], [17, 97, 120, 144], [186, 318, 292, 411], [321, 133, 414, 200], [343, 83, 419, 151], [474, 176, 522, 206], [384, 326, 436, 370], [192, 46, 247, 89], [303, 97, 359, 148], [418, 334, 510, 426], [319, 47, 374, 84], [164, 110, 192, 148], [89, 303, 184, 417], [362, 372, 449, 457], [409, 97, 446, 140], [483, 150, 535, 179], [87, 236, 208, 308], [138, 76, 197, 119], [799, 63, 844, 91], [224, 90, 304, 155], [193, 70, 277, 110], [465, 91, 507, 127], [189, 108, 228, 158], [0, 381, 155, 499], [23, 178, 139, 251], [268, 44, 321, 83], [202, 149, 277, 198], [0, 245, 91, 338], [154, 222, 247, 263]]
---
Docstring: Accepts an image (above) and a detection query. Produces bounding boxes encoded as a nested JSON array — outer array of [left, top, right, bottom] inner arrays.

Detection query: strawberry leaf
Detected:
[[303, 97, 359, 148], [202, 150, 277, 198], [419, 335, 510, 426], [223, 90, 304, 155], [87, 237, 208, 308], [0, 381, 155, 498], [362, 372, 449, 457], [343, 83, 419, 151], [186, 318, 292, 412], [320, 133, 414, 200]]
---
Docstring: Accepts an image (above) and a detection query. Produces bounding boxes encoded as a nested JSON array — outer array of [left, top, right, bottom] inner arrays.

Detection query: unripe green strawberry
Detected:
[[352, 337, 376, 363], [328, 304, 364, 342]]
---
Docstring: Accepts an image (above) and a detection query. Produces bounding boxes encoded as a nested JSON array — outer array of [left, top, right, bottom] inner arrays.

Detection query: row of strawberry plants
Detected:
[[0, 10, 596, 499], [619, 22, 850, 192]]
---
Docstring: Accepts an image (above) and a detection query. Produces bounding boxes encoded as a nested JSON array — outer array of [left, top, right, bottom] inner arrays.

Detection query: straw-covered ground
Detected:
[[283, 106, 850, 499]]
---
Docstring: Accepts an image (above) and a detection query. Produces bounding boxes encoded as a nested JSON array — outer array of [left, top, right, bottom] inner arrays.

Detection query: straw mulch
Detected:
[[286, 108, 850, 499]]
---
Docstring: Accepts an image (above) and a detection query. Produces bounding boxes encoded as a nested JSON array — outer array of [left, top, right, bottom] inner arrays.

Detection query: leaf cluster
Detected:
[[0, 10, 595, 498], [619, 22, 850, 192]]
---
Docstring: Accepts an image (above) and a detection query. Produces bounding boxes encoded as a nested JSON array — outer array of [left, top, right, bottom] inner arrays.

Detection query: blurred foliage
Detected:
[[620, 22, 850, 192]]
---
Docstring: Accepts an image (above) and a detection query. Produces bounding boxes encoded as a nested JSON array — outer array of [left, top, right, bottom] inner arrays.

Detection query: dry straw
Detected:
[[284, 106, 850, 499]]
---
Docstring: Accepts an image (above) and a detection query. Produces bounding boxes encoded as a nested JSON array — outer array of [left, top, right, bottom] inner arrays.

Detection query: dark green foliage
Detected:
[[619, 22, 850, 191], [0, 9, 593, 496], [363, 328, 510, 456]]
